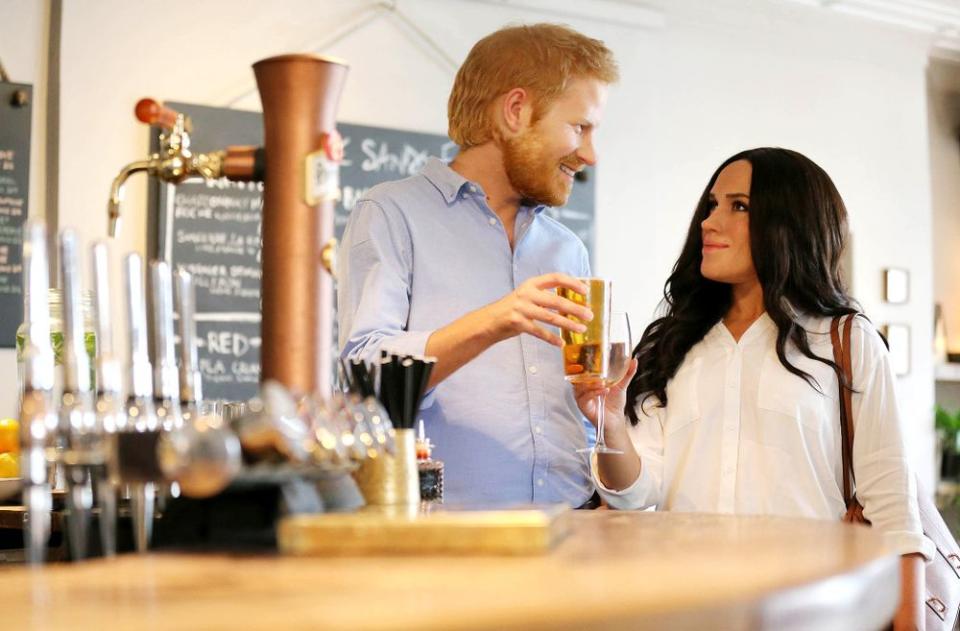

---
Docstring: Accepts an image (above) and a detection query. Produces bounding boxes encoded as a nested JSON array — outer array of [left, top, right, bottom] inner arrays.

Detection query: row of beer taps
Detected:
[[19, 219, 395, 564], [19, 218, 220, 563]]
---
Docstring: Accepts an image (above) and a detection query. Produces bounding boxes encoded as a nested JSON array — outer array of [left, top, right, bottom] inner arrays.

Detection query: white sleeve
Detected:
[[591, 397, 666, 510], [850, 319, 935, 560]]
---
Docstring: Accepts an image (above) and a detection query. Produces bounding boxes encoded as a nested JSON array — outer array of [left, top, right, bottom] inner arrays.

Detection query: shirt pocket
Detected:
[[663, 356, 702, 436], [757, 348, 837, 432]]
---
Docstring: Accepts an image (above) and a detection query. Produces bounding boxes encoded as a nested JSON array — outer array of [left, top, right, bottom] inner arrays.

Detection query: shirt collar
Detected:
[[706, 311, 777, 348], [420, 157, 547, 214]]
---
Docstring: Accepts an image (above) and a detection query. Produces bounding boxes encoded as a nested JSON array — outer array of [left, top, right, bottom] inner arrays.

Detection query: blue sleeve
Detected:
[[336, 199, 434, 364]]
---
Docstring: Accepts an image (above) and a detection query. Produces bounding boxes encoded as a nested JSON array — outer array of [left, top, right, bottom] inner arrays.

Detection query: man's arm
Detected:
[[338, 200, 427, 363], [424, 273, 595, 388]]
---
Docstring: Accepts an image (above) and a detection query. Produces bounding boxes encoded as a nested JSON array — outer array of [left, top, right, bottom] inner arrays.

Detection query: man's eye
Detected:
[[573, 124, 583, 134]]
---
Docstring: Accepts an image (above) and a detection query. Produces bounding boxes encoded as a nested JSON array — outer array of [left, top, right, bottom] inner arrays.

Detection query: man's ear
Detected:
[[498, 87, 532, 137]]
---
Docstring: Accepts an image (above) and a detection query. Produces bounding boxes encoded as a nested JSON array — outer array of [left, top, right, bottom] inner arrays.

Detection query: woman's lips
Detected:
[[702, 242, 728, 253]]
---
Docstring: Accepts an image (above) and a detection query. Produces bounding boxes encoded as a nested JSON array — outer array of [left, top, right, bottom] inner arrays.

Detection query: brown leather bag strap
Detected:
[[831, 316, 852, 504], [831, 314, 859, 506]]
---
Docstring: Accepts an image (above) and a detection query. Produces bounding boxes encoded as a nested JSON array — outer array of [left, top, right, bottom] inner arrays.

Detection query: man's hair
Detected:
[[448, 23, 619, 148]]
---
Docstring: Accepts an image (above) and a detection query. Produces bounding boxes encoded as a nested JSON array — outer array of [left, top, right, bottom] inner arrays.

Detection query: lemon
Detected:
[[0, 452, 19, 478], [0, 418, 18, 454]]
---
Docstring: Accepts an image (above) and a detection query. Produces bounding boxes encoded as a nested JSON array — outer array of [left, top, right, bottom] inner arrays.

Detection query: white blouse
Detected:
[[594, 313, 933, 559]]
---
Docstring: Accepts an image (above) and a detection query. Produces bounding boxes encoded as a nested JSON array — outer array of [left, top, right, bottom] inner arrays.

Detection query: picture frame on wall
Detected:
[[883, 268, 910, 304], [880, 323, 910, 377]]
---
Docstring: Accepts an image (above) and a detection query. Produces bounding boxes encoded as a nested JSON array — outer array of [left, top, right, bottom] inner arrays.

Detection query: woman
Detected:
[[577, 148, 932, 629]]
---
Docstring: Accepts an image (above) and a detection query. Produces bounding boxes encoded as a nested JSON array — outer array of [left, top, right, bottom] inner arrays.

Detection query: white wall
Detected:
[[0, 0, 49, 418], [929, 57, 960, 413], [0, 0, 941, 483]]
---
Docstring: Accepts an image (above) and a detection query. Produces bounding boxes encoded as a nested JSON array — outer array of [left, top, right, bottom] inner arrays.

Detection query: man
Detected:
[[338, 23, 618, 506]]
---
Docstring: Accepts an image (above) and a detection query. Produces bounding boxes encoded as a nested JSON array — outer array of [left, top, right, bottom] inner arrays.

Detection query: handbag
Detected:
[[831, 314, 960, 629]]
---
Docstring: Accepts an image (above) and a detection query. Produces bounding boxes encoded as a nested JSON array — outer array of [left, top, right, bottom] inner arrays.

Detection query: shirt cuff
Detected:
[[381, 330, 438, 409], [590, 452, 656, 510], [380, 329, 432, 357], [881, 529, 936, 562]]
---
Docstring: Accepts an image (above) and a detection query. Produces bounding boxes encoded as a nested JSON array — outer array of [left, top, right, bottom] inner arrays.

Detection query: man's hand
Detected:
[[483, 273, 593, 347], [423, 273, 593, 388]]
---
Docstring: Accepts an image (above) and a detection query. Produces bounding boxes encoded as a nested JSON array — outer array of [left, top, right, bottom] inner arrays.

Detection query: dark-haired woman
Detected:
[[575, 149, 932, 629]]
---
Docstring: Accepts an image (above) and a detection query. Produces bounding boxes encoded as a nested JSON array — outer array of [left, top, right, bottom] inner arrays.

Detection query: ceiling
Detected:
[[785, 0, 960, 58]]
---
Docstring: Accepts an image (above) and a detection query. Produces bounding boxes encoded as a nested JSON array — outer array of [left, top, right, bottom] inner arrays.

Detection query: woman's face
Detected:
[[700, 160, 758, 285]]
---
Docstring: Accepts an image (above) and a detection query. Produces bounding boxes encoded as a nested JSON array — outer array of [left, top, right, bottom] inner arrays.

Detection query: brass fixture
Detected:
[[106, 99, 257, 237]]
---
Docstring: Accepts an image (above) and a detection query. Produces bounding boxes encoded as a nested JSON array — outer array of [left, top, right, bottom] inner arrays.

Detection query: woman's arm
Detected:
[[894, 554, 924, 631]]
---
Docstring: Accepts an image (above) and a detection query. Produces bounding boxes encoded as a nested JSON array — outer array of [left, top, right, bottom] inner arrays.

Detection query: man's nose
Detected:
[[577, 136, 598, 167]]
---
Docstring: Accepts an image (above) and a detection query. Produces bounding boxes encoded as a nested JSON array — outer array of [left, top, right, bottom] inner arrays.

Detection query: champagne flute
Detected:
[[589, 312, 633, 455]]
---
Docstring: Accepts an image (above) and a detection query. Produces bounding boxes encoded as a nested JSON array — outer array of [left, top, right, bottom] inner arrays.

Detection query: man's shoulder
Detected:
[[359, 171, 436, 210]]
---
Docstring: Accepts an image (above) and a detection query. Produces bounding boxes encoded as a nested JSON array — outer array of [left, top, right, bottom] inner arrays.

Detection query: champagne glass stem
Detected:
[[596, 391, 606, 451]]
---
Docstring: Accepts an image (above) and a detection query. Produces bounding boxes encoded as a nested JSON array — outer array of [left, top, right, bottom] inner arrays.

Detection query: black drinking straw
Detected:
[[414, 358, 436, 417], [338, 358, 353, 394], [402, 357, 417, 429]]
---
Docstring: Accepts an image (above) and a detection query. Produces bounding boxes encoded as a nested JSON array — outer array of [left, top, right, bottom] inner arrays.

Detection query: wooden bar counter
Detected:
[[0, 511, 898, 630]]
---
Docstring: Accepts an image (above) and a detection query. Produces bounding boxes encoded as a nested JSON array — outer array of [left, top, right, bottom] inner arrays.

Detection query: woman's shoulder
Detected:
[[796, 312, 887, 358]]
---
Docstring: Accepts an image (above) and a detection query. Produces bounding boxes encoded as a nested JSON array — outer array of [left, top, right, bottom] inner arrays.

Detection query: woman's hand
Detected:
[[574, 358, 638, 429]]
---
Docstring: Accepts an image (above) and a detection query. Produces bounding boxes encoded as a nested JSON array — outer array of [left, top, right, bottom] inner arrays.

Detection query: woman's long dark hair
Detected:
[[626, 148, 858, 424]]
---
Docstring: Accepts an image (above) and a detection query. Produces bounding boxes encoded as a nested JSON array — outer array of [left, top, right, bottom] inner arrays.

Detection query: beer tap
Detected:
[[157, 269, 241, 498], [91, 241, 123, 557], [121, 253, 160, 553], [175, 268, 202, 419], [106, 99, 261, 237], [150, 261, 181, 432], [57, 229, 100, 560], [19, 220, 55, 564]]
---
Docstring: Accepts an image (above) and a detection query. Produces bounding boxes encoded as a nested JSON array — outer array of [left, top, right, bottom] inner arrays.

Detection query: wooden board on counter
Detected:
[[278, 504, 570, 556], [0, 511, 898, 630]]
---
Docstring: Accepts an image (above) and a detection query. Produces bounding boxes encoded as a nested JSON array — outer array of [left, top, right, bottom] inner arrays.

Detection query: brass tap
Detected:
[[107, 99, 234, 237]]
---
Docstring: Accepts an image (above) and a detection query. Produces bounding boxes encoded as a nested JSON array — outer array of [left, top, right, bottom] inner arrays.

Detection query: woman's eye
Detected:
[[733, 201, 749, 212], [706, 200, 718, 212]]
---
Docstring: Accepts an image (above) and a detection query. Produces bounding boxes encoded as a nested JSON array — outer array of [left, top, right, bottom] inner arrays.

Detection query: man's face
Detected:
[[502, 77, 608, 207]]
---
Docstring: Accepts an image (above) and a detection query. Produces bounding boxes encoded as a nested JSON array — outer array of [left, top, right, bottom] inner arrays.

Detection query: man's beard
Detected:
[[501, 129, 577, 208]]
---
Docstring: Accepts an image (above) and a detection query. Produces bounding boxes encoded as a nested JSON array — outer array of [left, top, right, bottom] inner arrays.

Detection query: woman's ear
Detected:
[[498, 87, 533, 137]]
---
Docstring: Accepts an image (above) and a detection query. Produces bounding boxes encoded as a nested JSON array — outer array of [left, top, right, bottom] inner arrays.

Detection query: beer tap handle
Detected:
[[59, 229, 91, 395], [124, 253, 154, 406], [134, 98, 189, 132], [22, 222, 54, 391], [20, 220, 54, 564], [91, 241, 122, 395], [150, 261, 181, 430], [174, 268, 202, 407]]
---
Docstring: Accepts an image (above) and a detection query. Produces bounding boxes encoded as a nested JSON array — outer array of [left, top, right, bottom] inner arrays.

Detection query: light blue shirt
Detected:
[[337, 158, 593, 506]]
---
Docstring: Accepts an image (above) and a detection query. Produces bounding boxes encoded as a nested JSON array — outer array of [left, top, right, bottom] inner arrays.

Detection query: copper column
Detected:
[[253, 54, 348, 396]]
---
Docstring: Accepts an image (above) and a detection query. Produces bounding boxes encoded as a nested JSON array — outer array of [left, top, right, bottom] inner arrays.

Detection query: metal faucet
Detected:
[[106, 99, 259, 237], [58, 229, 101, 560], [90, 240, 122, 557], [20, 221, 56, 565]]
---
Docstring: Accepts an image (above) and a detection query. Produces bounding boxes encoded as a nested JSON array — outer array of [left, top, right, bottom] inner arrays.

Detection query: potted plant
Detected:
[[936, 405, 960, 480]]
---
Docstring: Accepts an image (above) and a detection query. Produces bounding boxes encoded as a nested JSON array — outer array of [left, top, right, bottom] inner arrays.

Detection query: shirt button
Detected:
[[535, 426, 543, 434], [488, 217, 497, 226], [469, 185, 477, 193], [529, 365, 538, 374], [536, 478, 544, 487]]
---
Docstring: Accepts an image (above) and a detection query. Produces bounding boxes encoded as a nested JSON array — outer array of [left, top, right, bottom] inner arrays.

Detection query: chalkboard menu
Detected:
[[0, 83, 32, 347], [149, 102, 596, 401]]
